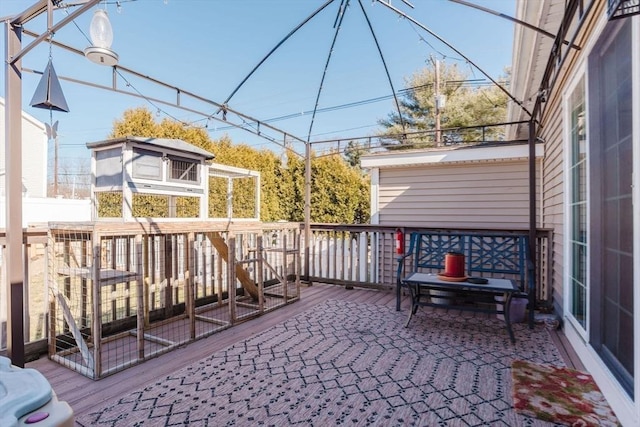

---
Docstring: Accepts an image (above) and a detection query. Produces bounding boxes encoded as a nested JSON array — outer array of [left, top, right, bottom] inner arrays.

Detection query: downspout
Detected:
[[528, 119, 537, 327]]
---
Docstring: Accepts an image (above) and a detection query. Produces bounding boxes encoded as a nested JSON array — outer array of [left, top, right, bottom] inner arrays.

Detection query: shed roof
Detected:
[[86, 136, 215, 160], [360, 142, 544, 169]]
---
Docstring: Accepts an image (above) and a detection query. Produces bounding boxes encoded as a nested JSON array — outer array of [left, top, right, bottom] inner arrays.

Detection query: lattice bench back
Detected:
[[400, 231, 532, 293]]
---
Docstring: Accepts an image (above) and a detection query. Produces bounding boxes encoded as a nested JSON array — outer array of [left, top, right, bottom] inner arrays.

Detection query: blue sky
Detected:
[[1, 0, 516, 168]]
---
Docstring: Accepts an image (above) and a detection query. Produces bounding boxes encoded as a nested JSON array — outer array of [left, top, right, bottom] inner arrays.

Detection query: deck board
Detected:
[[26, 283, 580, 419]]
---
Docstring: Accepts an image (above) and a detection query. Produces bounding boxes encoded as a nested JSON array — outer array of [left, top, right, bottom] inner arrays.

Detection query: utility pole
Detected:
[[54, 134, 58, 196], [47, 120, 59, 196], [431, 56, 442, 146]]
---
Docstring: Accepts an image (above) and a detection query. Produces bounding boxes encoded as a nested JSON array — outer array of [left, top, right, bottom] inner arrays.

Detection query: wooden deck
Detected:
[[26, 283, 582, 420]]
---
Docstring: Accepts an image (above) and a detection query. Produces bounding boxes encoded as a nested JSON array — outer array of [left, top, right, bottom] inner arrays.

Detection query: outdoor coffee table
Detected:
[[402, 272, 519, 343]]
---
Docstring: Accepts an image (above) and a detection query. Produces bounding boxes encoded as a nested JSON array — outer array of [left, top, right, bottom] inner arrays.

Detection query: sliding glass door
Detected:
[[588, 19, 634, 398]]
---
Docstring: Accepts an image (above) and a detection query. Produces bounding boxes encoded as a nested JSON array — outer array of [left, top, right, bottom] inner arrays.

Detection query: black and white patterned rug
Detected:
[[77, 300, 566, 426]]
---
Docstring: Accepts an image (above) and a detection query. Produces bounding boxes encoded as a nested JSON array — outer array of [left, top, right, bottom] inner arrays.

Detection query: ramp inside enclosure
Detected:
[[396, 231, 535, 327]]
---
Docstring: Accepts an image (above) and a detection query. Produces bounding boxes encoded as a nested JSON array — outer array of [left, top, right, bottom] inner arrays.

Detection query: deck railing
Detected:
[[0, 222, 301, 371], [0, 228, 49, 356], [305, 224, 552, 304], [1, 223, 551, 366]]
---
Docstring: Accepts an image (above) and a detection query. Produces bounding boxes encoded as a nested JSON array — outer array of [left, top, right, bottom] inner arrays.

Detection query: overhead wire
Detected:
[[216, 0, 337, 114], [357, 0, 406, 134], [306, 0, 350, 142], [65, 5, 186, 125], [374, 0, 531, 118], [55, 4, 301, 155], [209, 77, 503, 136], [54, 0, 517, 154], [408, 21, 450, 61]]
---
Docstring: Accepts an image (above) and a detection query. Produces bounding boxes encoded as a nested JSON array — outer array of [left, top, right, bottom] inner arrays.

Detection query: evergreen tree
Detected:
[[104, 107, 370, 224], [379, 62, 509, 149]]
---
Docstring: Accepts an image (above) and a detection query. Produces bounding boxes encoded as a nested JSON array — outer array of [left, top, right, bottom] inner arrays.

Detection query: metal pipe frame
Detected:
[[3, 0, 100, 367]]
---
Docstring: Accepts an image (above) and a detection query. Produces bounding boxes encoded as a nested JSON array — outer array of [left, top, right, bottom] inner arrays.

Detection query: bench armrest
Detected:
[[395, 253, 412, 311]]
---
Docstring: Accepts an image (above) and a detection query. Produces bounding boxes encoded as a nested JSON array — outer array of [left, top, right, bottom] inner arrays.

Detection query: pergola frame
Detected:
[[4, 0, 102, 368], [3, 0, 550, 367]]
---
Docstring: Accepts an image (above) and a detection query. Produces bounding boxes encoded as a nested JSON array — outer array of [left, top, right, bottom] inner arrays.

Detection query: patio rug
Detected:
[[78, 299, 570, 426], [511, 360, 620, 426]]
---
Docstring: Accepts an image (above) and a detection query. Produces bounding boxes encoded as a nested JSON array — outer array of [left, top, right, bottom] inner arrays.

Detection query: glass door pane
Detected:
[[588, 20, 634, 398]]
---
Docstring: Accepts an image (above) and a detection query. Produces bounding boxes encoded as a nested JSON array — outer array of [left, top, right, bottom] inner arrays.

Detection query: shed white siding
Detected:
[[376, 160, 538, 229], [362, 143, 543, 230]]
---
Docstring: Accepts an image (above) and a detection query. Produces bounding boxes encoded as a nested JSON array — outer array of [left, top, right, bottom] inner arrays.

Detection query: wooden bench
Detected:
[[396, 231, 535, 328]]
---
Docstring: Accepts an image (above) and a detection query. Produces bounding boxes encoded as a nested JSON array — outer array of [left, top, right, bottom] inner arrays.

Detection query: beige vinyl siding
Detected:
[[378, 160, 538, 229], [540, 103, 565, 311], [535, 0, 603, 314], [511, 2, 640, 423]]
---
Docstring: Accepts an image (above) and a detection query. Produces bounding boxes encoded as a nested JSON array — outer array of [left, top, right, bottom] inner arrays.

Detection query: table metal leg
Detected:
[[405, 304, 414, 328], [404, 284, 419, 328], [503, 292, 516, 344]]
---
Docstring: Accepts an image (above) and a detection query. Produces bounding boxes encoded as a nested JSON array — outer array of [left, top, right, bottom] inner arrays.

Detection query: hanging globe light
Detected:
[[84, 9, 118, 66]]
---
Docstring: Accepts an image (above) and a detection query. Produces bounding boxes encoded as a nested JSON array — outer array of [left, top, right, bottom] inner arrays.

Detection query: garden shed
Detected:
[[87, 136, 214, 221], [87, 136, 260, 221], [361, 142, 544, 230]]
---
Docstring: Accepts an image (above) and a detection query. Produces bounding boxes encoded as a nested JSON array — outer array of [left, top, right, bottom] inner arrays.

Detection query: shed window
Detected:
[[95, 147, 122, 188], [132, 148, 162, 181], [168, 155, 199, 183]]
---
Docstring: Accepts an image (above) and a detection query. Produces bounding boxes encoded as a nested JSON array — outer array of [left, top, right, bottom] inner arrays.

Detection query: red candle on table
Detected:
[[444, 252, 465, 277]]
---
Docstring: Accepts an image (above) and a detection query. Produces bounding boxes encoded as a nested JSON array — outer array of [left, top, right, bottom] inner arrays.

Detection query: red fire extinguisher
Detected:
[[395, 228, 404, 255]]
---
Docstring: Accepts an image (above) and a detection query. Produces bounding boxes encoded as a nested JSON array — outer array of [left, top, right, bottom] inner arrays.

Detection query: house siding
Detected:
[[377, 161, 539, 229], [540, 94, 566, 314], [516, 0, 639, 424], [0, 97, 48, 198], [534, 0, 604, 321]]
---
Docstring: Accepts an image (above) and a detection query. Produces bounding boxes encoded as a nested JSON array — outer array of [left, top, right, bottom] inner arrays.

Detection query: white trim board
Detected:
[[361, 144, 544, 169]]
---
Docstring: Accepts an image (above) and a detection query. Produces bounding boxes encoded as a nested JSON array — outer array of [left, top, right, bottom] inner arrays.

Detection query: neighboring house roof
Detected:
[[361, 142, 544, 169], [0, 171, 27, 194], [86, 136, 215, 160], [0, 96, 47, 133]]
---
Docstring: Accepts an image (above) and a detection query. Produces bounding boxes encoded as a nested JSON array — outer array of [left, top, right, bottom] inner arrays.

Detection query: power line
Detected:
[[209, 77, 505, 133]]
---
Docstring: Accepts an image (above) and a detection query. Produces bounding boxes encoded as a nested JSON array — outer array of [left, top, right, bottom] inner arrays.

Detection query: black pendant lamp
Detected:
[[29, 59, 70, 112]]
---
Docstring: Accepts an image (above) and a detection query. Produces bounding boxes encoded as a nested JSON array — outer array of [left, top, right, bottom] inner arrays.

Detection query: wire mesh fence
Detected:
[[46, 222, 300, 379]]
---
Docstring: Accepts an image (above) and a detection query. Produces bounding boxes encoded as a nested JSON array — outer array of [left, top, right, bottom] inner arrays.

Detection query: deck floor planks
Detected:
[[25, 283, 581, 419]]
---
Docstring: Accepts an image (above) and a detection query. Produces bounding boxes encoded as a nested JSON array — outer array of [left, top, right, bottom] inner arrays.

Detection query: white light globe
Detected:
[[89, 9, 113, 49], [85, 8, 118, 66]]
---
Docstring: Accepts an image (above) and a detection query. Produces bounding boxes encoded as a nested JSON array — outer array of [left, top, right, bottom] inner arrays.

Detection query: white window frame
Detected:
[[563, 62, 590, 340]]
